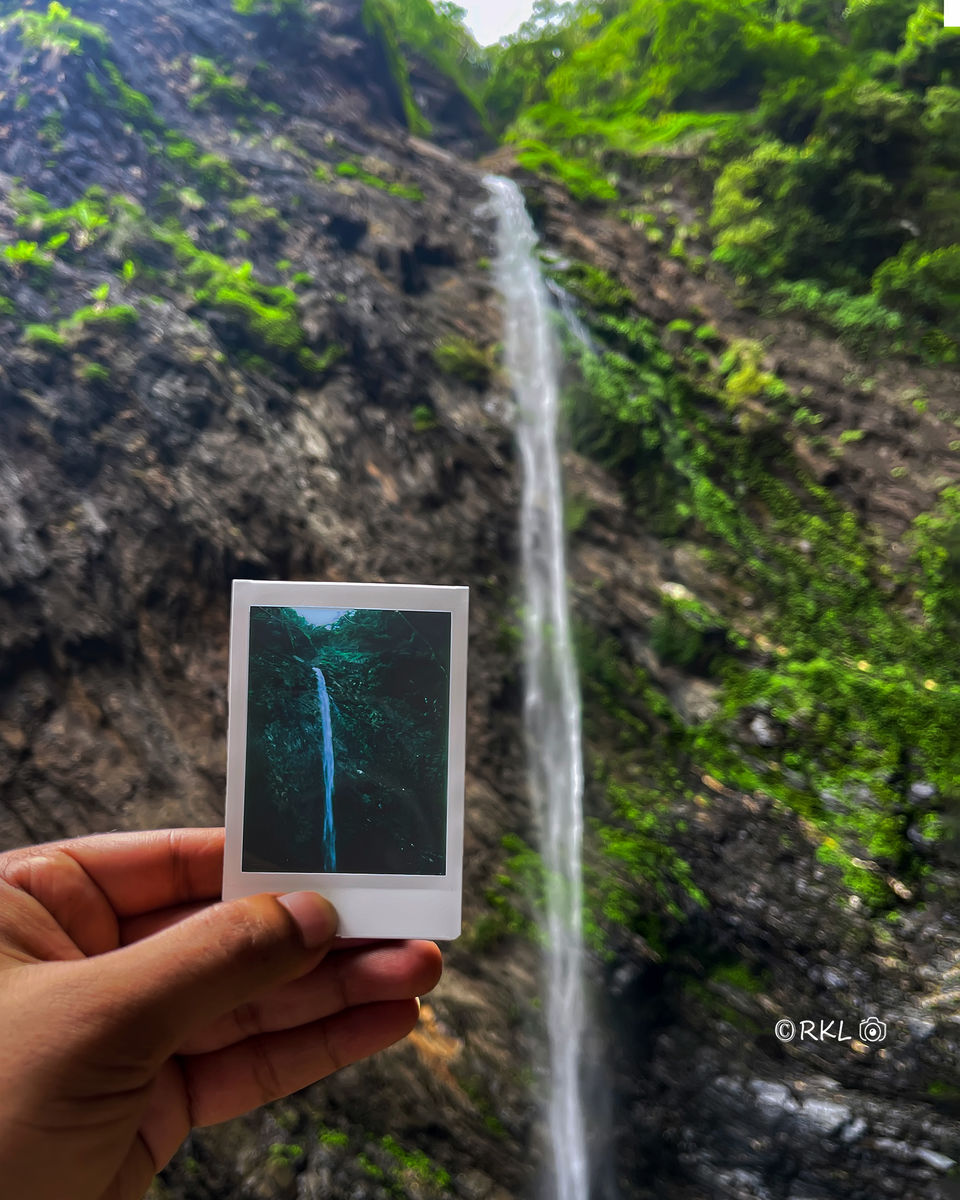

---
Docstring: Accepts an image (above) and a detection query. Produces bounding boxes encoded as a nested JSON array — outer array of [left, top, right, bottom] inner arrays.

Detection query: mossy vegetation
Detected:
[[24, 323, 68, 349], [361, 0, 432, 136], [22, 302, 137, 350], [1, 239, 54, 276], [80, 361, 111, 383], [556, 246, 960, 911], [187, 55, 280, 116], [228, 194, 282, 226], [4, 179, 337, 381], [432, 335, 495, 387], [0, 2, 108, 55], [81, 57, 243, 195], [467, 833, 544, 951], [311, 1123, 452, 1195], [232, 0, 304, 15], [266, 1142, 302, 1166], [411, 403, 438, 432], [334, 160, 424, 201], [361, 0, 488, 136]]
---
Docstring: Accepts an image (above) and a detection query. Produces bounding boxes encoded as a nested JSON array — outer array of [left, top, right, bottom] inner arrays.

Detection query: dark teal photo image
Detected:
[[242, 605, 451, 875]]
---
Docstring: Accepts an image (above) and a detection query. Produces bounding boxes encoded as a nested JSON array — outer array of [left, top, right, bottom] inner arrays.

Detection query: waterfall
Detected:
[[545, 276, 596, 352], [484, 175, 590, 1200], [312, 666, 337, 872]]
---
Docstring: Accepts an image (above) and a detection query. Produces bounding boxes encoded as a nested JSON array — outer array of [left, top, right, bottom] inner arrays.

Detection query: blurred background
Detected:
[[1, 0, 959, 1197]]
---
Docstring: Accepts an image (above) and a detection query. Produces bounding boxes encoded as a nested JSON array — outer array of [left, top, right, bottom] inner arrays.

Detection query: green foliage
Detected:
[[550, 260, 631, 311], [708, 959, 770, 994], [573, 626, 707, 947], [83, 59, 243, 196], [379, 1136, 451, 1190], [719, 338, 789, 404], [1, 2, 109, 55], [896, 3, 960, 90], [557, 267, 960, 907], [361, 0, 432, 135], [335, 160, 424, 201], [872, 242, 960, 358], [910, 486, 960, 649], [81, 362, 110, 382], [483, 6, 597, 132], [151, 219, 317, 362], [162, 134, 242, 193], [710, 138, 839, 281], [266, 1143, 302, 1165], [13, 186, 111, 251], [317, 1126, 348, 1148], [1, 239, 53, 275], [24, 323, 67, 348], [188, 56, 269, 113], [102, 59, 156, 125], [650, 591, 733, 674], [297, 344, 343, 375], [516, 139, 618, 202], [592, 776, 707, 936], [23, 302, 138, 352], [232, 0, 304, 15], [228, 194, 282, 224], [771, 277, 905, 354], [433, 335, 494, 387], [469, 833, 544, 951], [412, 403, 438, 432], [485, 0, 960, 350], [362, 0, 487, 134], [564, 491, 592, 533], [65, 303, 138, 330], [212, 284, 300, 348], [39, 110, 65, 152]]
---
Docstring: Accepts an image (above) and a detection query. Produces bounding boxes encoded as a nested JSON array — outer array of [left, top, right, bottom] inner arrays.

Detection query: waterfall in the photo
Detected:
[[312, 666, 337, 872], [484, 174, 590, 1200]]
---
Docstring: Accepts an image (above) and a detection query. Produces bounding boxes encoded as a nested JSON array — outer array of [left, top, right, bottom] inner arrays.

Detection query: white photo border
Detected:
[[223, 579, 468, 940]]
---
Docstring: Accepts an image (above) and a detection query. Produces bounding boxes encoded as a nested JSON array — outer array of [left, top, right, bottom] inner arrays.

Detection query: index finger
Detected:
[[9, 828, 225, 918]]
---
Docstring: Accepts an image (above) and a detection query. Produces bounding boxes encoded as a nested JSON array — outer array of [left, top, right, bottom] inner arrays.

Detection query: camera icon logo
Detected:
[[859, 1017, 887, 1044]]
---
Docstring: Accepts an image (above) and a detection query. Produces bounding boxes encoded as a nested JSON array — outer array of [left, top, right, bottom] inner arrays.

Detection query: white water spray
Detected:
[[312, 666, 337, 872], [484, 175, 589, 1200], [545, 276, 596, 352]]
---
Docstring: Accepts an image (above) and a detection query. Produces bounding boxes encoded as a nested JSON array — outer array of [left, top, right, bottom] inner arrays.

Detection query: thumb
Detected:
[[91, 891, 337, 1061]]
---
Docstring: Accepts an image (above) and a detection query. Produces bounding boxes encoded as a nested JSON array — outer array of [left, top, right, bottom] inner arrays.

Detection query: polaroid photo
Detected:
[[223, 580, 468, 940]]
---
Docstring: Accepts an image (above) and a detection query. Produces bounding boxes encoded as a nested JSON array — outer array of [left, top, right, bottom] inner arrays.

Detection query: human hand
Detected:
[[0, 827, 442, 1200]]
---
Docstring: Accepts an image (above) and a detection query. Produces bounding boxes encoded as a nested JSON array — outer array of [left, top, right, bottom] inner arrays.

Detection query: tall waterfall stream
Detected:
[[312, 665, 337, 872], [484, 175, 590, 1200]]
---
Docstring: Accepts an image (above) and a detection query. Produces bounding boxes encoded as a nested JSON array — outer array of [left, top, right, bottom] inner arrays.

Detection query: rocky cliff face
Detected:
[[1, 3, 960, 1199]]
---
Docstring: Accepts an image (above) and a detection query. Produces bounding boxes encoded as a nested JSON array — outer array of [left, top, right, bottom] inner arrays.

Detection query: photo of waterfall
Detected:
[[241, 605, 451, 876]]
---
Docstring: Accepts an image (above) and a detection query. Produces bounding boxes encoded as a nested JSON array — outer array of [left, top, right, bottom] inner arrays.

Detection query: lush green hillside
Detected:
[[383, 0, 960, 361]]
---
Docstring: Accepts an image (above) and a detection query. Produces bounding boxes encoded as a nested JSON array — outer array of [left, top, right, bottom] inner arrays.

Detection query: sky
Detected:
[[292, 607, 353, 629], [459, 0, 536, 45]]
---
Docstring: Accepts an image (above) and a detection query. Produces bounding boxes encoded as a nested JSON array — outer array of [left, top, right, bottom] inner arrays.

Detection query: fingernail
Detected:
[[278, 892, 338, 948]]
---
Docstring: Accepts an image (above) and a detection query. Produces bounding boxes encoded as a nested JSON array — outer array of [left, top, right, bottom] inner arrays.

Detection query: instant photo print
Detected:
[[223, 580, 468, 939]]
